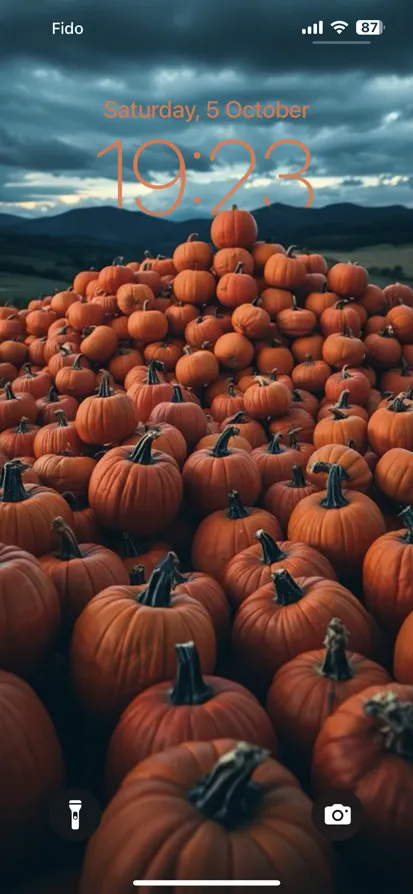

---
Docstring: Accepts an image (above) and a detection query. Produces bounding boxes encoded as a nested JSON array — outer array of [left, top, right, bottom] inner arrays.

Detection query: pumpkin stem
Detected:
[[171, 384, 185, 403], [136, 552, 176, 607], [340, 365, 351, 380], [288, 427, 302, 449], [129, 564, 146, 585], [234, 262, 244, 274], [304, 354, 314, 366], [187, 742, 269, 828], [54, 409, 68, 427], [1, 461, 28, 503], [287, 464, 307, 488], [61, 491, 84, 511], [334, 390, 351, 410], [210, 426, 239, 457], [399, 507, 413, 544], [170, 642, 213, 706], [46, 386, 60, 403], [329, 407, 347, 420], [16, 416, 30, 434], [121, 532, 144, 558], [388, 395, 410, 413], [292, 390, 304, 405], [227, 490, 249, 520], [146, 359, 164, 384], [4, 382, 15, 401], [23, 363, 35, 378], [404, 386, 413, 400], [51, 517, 82, 560], [321, 618, 353, 682], [227, 411, 250, 424], [128, 430, 158, 465], [97, 370, 112, 398], [364, 690, 413, 760], [227, 381, 237, 397], [255, 529, 286, 563], [187, 233, 199, 242], [265, 433, 285, 455], [400, 358, 412, 376], [72, 354, 84, 370], [271, 568, 304, 605], [286, 245, 298, 257], [311, 462, 350, 508]]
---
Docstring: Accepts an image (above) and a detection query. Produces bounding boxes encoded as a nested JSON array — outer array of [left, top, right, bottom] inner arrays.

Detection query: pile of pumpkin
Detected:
[[2, 205, 413, 893]]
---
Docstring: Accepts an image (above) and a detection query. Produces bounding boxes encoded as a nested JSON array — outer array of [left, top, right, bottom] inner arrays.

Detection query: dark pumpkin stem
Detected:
[[54, 409, 68, 427], [334, 390, 351, 410], [4, 382, 15, 401], [16, 416, 30, 434], [266, 433, 285, 455], [364, 691, 413, 760], [287, 464, 307, 488], [171, 384, 184, 403], [23, 363, 35, 378], [136, 552, 176, 607], [51, 517, 82, 560], [311, 462, 350, 508], [170, 642, 213, 705], [404, 386, 413, 400], [210, 426, 239, 457], [61, 491, 84, 511], [255, 529, 286, 563], [128, 431, 158, 465], [321, 618, 353, 681], [129, 564, 146, 585], [340, 365, 351, 380], [329, 407, 347, 420], [272, 568, 304, 605], [292, 390, 304, 404], [399, 506, 413, 544], [227, 411, 251, 424], [72, 354, 84, 370], [46, 386, 60, 403], [1, 461, 28, 503], [121, 533, 144, 558], [388, 396, 410, 413], [187, 742, 269, 828], [227, 490, 249, 519], [146, 359, 164, 385], [288, 427, 303, 449], [304, 354, 315, 366], [97, 370, 112, 398]]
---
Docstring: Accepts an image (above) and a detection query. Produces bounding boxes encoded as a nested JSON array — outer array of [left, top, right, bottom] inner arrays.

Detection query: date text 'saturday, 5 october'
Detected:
[[103, 100, 310, 123]]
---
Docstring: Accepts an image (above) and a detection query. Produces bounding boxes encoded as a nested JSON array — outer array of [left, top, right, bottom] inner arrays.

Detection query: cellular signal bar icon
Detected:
[[302, 21, 323, 35]]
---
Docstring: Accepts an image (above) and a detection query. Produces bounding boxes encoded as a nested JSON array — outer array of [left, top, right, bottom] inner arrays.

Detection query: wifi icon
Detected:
[[331, 20, 349, 33]]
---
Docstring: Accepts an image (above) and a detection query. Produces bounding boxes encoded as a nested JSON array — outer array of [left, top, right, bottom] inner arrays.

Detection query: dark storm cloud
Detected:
[[0, 127, 90, 170], [0, 0, 411, 74], [0, 0, 412, 215]]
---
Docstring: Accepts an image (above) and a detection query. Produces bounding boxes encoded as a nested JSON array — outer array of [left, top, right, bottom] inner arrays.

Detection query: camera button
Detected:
[[311, 788, 364, 841]]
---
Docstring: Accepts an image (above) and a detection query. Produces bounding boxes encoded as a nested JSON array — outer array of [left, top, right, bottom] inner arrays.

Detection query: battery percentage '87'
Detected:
[[356, 20, 385, 34]]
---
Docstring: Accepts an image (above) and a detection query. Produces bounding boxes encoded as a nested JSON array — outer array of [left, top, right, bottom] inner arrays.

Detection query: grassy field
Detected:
[[322, 244, 413, 288], [0, 273, 70, 307], [1, 243, 412, 308]]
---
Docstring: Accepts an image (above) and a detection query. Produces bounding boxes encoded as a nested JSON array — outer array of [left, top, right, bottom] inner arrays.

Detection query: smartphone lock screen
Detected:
[[0, 2, 412, 893]]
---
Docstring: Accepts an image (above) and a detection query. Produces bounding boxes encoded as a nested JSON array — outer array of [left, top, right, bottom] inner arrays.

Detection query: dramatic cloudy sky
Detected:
[[0, 0, 412, 219]]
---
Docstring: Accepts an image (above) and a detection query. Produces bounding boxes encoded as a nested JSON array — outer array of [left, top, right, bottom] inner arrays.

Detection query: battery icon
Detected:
[[356, 20, 385, 34]]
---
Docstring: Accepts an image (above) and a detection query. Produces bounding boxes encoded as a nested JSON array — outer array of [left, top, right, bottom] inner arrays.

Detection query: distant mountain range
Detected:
[[1, 202, 413, 254]]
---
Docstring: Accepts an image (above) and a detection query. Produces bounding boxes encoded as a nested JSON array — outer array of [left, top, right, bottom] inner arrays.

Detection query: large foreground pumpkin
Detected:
[[70, 553, 216, 723], [0, 543, 60, 677], [288, 462, 385, 577], [105, 641, 277, 796], [0, 671, 64, 867], [88, 430, 183, 537], [312, 684, 413, 873], [231, 568, 383, 694], [81, 741, 333, 892]]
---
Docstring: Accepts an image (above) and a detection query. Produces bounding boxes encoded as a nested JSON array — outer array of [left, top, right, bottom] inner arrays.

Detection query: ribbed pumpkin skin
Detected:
[[70, 587, 216, 723], [105, 675, 278, 796], [0, 671, 65, 867], [80, 740, 333, 893], [267, 649, 391, 765]]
